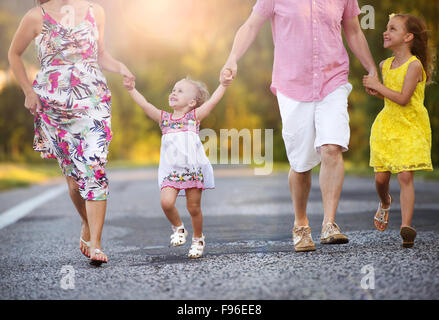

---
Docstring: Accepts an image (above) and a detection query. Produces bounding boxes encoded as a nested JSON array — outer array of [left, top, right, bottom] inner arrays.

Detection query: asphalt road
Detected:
[[0, 167, 438, 300]]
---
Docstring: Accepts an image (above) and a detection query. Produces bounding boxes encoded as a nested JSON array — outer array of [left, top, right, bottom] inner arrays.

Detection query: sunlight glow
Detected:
[[119, 0, 206, 47]]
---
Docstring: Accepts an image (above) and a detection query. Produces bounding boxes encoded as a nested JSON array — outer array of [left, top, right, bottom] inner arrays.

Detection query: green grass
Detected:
[[0, 162, 61, 191]]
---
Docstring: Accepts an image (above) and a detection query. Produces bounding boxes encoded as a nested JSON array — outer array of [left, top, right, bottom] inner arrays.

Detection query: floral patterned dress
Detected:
[[32, 3, 112, 200], [158, 109, 214, 196]]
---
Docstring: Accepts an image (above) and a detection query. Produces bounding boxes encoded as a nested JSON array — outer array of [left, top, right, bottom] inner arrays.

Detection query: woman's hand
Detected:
[[123, 76, 135, 91], [119, 63, 135, 90], [119, 63, 135, 80], [24, 90, 42, 116]]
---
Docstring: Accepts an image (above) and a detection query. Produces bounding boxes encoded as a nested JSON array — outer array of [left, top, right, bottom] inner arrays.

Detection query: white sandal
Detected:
[[80, 237, 90, 258], [188, 234, 205, 259], [170, 224, 188, 246], [89, 248, 107, 266]]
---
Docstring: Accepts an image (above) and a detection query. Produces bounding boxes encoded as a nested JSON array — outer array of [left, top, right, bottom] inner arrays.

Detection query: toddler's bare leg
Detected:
[[161, 187, 182, 227], [186, 188, 203, 238]]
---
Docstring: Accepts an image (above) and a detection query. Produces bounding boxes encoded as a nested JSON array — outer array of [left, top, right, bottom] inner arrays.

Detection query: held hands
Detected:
[[123, 76, 135, 91], [363, 72, 381, 95], [220, 60, 237, 86], [221, 68, 234, 87], [120, 63, 135, 90]]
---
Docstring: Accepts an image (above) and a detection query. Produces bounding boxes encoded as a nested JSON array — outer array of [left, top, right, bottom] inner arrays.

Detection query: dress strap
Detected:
[[40, 5, 46, 16], [189, 109, 197, 121]]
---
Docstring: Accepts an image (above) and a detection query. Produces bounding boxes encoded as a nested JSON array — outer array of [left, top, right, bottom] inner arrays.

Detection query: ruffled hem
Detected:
[[161, 179, 209, 190], [372, 163, 433, 174], [161, 182, 215, 197]]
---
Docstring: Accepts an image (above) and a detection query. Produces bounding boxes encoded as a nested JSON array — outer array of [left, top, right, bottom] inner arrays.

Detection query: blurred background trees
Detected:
[[0, 0, 437, 168]]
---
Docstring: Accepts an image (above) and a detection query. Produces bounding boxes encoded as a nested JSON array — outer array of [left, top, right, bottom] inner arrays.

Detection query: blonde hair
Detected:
[[184, 77, 210, 108]]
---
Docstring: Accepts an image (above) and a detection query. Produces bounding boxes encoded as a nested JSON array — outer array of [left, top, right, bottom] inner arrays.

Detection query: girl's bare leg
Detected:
[[375, 172, 392, 207], [397, 171, 415, 228]]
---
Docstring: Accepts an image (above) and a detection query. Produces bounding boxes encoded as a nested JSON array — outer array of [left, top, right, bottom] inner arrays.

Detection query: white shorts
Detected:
[[277, 83, 352, 172]]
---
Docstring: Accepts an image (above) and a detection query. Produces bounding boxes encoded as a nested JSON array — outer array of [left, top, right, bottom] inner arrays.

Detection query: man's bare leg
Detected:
[[319, 144, 349, 244], [289, 168, 316, 251], [319, 144, 344, 224], [289, 168, 312, 227]]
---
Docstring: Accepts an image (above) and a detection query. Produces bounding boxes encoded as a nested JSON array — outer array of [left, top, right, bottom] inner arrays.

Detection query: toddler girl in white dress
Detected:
[[126, 73, 230, 258]]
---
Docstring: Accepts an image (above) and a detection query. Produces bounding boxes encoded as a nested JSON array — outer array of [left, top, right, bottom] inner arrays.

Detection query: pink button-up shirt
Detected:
[[253, 0, 361, 102]]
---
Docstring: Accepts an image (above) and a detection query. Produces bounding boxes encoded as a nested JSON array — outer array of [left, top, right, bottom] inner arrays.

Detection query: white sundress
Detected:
[[158, 109, 214, 196]]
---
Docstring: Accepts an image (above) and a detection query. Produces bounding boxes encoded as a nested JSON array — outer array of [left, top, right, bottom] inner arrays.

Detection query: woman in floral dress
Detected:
[[8, 0, 135, 265]]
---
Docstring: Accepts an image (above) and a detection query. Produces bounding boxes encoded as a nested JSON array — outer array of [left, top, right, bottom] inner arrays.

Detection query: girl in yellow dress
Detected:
[[363, 13, 433, 248]]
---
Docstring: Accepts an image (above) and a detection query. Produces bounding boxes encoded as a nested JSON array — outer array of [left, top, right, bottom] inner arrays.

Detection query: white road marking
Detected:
[[0, 185, 67, 230]]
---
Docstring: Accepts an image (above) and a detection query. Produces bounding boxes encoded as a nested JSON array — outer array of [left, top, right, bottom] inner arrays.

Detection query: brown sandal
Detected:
[[374, 194, 392, 232], [400, 226, 416, 248]]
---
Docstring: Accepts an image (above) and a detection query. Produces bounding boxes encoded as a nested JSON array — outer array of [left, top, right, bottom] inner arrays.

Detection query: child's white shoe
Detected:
[[170, 224, 188, 246], [188, 234, 205, 259]]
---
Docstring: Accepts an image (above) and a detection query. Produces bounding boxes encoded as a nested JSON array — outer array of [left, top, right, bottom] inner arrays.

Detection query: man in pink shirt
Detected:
[[221, 0, 377, 252]]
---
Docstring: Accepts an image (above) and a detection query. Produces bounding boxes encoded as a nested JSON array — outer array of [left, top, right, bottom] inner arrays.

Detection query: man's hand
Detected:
[[363, 74, 381, 92], [221, 68, 234, 87], [220, 60, 237, 86]]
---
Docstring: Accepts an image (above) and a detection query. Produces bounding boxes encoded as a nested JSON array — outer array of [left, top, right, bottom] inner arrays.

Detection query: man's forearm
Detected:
[[346, 31, 377, 75], [227, 22, 261, 63]]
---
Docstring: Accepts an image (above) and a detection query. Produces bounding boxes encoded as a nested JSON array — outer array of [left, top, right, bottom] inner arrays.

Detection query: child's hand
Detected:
[[366, 88, 379, 96], [363, 75, 380, 91], [123, 76, 135, 91]]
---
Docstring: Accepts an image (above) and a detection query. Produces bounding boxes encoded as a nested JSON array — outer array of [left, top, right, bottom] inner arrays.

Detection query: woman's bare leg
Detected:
[[86, 199, 108, 262], [65, 176, 90, 257]]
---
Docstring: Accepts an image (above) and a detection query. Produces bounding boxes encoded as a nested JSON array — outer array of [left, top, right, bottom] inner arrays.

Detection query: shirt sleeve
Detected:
[[252, 0, 274, 19], [342, 0, 361, 20]]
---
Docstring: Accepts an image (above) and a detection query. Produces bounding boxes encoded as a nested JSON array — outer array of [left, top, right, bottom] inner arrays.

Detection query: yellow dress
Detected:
[[370, 56, 433, 173]]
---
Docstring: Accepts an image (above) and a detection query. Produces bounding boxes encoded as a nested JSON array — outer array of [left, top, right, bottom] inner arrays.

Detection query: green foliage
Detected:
[[0, 84, 41, 161]]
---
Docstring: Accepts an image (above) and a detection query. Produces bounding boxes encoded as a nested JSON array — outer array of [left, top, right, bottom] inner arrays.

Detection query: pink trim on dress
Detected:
[[161, 179, 205, 190], [160, 110, 199, 135]]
